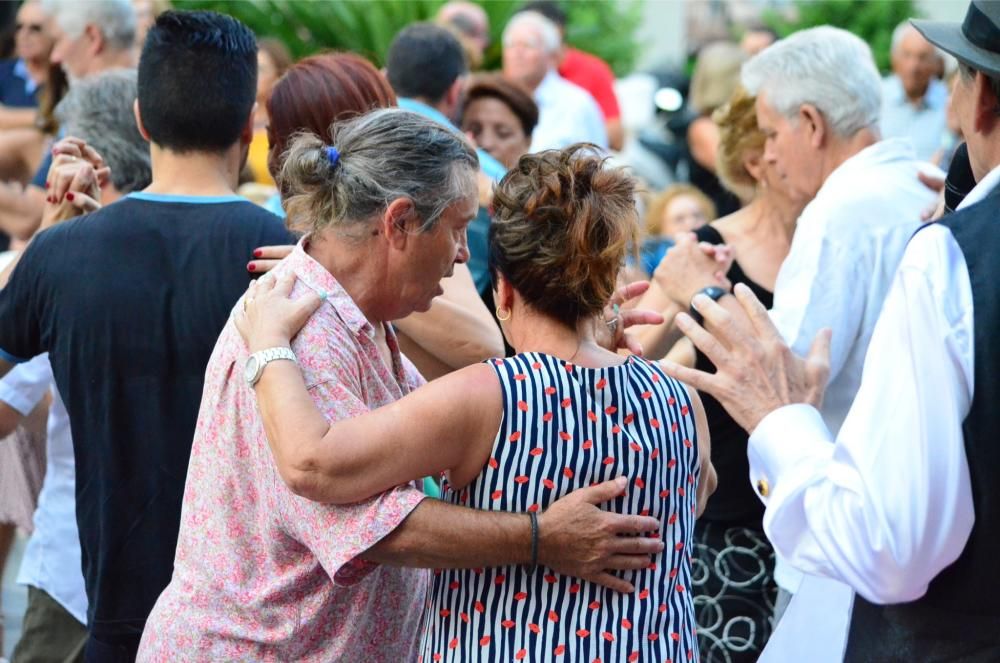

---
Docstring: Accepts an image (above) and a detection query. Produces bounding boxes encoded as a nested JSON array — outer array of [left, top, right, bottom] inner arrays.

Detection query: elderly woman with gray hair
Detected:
[[139, 108, 676, 661]]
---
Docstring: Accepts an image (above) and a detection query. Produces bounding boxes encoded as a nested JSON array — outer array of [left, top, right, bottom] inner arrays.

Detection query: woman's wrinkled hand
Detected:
[[234, 272, 324, 353]]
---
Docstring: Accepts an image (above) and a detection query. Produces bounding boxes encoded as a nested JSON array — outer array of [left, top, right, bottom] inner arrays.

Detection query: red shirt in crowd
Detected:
[[559, 47, 621, 121]]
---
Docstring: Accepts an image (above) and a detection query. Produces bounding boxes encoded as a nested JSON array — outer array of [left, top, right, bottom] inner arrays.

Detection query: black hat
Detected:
[[912, 1, 1000, 78]]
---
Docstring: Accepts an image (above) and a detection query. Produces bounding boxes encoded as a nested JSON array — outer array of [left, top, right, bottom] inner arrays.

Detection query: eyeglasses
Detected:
[[15, 23, 45, 35]]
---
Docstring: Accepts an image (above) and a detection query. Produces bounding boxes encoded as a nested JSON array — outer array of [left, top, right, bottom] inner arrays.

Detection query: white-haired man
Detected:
[[880, 21, 949, 161], [501, 10, 606, 151], [43, 0, 136, 82], [0, 0, 136, 245], [662, 0, 1000, 658], [653, 25, 940, 656]]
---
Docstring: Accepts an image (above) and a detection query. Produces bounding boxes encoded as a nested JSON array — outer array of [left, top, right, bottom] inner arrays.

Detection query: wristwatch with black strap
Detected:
[[689, 285, 730, 326]]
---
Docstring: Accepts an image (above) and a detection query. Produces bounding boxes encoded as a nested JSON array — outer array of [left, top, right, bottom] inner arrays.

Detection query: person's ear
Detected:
[[494, 272, 515, 313], [973, 70, 999, 134], [743, 150, 764, 183], [241, 102, 257, 147], [133, 99, 151, 142], [381, 197, 417, 251], [445, 77, 464, 114], [84, 23, 104, 57], [800, 103, 826, 149]]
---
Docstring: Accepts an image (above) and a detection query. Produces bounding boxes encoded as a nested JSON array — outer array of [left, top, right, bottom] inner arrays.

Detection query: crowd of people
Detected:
[[0, 0, 997, 662]]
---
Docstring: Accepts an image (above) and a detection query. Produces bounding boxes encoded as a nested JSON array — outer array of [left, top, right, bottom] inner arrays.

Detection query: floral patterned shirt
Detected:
[[138, 241, 429, 662]]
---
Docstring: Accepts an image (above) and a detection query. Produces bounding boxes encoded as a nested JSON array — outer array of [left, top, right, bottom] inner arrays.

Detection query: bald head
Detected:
[[437, 1, 489, 53]]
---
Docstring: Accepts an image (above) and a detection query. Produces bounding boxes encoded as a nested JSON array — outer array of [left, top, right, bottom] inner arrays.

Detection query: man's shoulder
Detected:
[[562, 48, 614, 78], [941, 185, 1000, 239]]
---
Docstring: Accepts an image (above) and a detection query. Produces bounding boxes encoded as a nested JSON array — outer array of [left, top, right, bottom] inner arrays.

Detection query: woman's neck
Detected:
[[736, 189, 801, 243], [506, 309, 622, 368]]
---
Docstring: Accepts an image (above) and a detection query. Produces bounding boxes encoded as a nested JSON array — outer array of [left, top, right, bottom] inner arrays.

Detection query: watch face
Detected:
[[244, 355, 260, 384]]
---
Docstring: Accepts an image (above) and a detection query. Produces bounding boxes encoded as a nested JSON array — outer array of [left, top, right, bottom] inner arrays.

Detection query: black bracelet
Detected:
[[528, 511, 539, 570]]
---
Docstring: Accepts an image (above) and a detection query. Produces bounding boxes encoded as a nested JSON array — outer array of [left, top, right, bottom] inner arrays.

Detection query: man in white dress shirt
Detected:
[[655, 25, 939, 634], [663, 1, 1000, 659], [501, 11, 607, 152]]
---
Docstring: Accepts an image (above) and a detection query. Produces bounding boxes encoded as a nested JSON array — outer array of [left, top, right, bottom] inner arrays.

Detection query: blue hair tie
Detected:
[[325, 145, 341, 168]]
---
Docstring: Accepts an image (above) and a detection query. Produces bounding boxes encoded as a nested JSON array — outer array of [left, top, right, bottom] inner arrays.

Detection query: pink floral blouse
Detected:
[[138, 242, 429, 662]]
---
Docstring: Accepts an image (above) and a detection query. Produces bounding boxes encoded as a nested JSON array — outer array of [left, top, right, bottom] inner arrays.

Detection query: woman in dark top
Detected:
[[673, 89, 808, 662]]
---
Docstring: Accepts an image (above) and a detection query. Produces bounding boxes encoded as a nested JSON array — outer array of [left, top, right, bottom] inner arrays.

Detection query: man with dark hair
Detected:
[[386, 22, 506, 295], [0, 10, 289, 661], [519, 0, 624, 150]]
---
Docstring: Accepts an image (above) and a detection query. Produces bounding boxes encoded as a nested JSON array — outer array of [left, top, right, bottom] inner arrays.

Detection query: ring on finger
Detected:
[[606, 317, 619, 334]]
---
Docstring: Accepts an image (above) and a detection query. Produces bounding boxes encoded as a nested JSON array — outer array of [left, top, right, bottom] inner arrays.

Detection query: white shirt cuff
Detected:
[[748, 404, 834, 504]]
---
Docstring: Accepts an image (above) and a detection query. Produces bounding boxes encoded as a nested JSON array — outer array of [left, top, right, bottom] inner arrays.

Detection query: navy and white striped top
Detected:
[[418, 352, 701, 663]]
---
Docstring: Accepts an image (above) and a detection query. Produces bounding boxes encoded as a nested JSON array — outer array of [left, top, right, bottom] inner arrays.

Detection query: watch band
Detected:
[[689, 285, 729, 326], [249, 346, 296, 386]]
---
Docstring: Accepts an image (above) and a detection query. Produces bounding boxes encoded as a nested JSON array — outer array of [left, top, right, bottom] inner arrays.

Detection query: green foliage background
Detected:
[[174, 0, 643, 76], [764, 0, 920, 73]]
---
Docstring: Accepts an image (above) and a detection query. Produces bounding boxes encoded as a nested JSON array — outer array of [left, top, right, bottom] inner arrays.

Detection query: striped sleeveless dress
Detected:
[[418, 351, 701, 663]]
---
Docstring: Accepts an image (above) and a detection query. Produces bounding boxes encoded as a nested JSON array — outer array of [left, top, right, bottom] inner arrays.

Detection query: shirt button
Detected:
[[756, 478, 770, 498]]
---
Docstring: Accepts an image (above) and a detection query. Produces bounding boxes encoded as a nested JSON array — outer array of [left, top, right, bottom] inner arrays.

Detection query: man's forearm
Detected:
[[0, 184, 44, 241], [363, 498, 530, 569]]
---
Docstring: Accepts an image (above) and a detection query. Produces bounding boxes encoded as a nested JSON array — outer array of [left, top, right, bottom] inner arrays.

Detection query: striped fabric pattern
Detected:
[[419, 352, 701, 663]]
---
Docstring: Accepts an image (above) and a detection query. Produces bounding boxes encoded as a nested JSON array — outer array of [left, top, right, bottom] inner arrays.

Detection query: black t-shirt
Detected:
[[0, 193, 291, 640]]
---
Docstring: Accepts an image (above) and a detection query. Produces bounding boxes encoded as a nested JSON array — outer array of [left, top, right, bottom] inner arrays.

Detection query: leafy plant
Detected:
[[763, 0, 920, 73], [175, 0, 642, 75]]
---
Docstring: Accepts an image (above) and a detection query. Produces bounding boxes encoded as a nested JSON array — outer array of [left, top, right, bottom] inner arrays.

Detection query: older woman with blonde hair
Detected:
[[635, 87, 809, 661]]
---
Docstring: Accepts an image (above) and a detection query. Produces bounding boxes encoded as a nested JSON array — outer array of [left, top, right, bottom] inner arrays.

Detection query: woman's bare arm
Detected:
[[235, 273, 502, 504], [687, 386, 716, 516]]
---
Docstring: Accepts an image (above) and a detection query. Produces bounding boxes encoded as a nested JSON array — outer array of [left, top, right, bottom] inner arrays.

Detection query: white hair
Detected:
[[890, 20, 942, 59], [502, 11, 561, 54], [741, 26, 881, 137], [41, 0, 136, 52]]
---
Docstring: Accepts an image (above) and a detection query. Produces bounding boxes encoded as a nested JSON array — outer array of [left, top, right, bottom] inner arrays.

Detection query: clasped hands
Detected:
[[41, 137, 109, 228]]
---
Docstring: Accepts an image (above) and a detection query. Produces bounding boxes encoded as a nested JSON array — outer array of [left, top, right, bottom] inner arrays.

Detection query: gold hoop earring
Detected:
[[496, 307, 511, 322]]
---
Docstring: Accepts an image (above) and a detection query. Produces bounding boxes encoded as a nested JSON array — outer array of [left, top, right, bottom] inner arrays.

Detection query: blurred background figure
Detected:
[[0, 0, 64, 220], [460, 73, 538, 170], [131, 0, 169, 49], [435, 1, 488, 70], [0, 371, 46, 661], [247, 36, 291, 188], [879, 21, 947, 162], [686, 40, 745, 217], [638, 183, 715, 276], [0, 0, 52, 125], [501, 10, 606, 151], [386, 22, 505, 299], [739, 23, 778, 55], [520, 0, 624, 151], [0, 0, 135, 252]]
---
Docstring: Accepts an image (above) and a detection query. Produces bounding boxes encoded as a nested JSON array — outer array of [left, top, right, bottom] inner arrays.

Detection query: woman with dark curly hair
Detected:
[[233, 137, 716, 662]]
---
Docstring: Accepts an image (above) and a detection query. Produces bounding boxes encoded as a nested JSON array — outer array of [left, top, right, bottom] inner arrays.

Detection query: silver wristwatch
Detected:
[[244, 346, 297, 387]]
